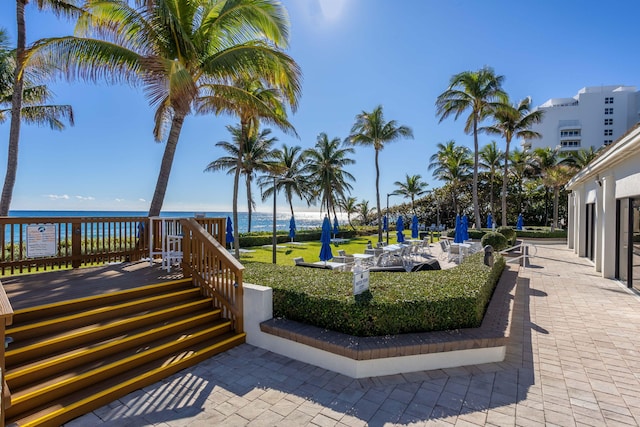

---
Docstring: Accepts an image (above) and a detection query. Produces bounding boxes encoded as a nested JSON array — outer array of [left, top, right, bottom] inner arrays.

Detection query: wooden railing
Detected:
[[0, 284, 13, 426], [0, 216, 149, 276], [0, 215, 238, 424], [0, 216, 227, 276], [180, 218, 244, 333]]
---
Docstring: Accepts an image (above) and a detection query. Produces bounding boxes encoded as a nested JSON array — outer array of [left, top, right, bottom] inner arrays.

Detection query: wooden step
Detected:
[[6, 310, 223, 389], [8, 332, 246, 427], [5, 298, 215, 368], [4, 278, 245, 427], [6, 287, 202, 341], [11, 278, 193, 324], [6, 322, 237, 419]]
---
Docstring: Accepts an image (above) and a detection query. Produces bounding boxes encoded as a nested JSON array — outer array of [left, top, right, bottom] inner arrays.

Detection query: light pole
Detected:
[[272, 175, 277, 264], [386, 193, 395, 245]]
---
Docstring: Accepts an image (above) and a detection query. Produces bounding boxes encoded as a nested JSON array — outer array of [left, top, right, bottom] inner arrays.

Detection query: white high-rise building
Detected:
[[521, 85, 640, 152]]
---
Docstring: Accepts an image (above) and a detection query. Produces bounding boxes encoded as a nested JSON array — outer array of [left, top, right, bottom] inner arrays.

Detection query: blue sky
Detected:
[[1, 0, 639, 213]]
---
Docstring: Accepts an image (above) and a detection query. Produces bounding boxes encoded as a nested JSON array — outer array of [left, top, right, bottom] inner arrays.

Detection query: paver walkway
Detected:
[[67, 242, 640, 426]]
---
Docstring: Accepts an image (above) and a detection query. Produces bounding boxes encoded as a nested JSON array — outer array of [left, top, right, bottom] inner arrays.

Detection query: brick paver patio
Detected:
[[67, 242, 640, 426]]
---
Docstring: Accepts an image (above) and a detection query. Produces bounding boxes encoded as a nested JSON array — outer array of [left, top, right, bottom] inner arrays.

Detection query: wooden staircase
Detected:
[[3, 278, 245, 426]]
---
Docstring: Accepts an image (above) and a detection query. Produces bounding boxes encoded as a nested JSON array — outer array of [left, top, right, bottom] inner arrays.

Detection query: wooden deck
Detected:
[[1, 260, 183, 311]]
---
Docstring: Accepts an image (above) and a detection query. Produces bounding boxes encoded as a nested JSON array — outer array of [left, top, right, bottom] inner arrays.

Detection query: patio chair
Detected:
[[413, 239, 431, 259], [334, 250, 354, 264], [375, 252, 391, 267], [447, 244, 461, 263]]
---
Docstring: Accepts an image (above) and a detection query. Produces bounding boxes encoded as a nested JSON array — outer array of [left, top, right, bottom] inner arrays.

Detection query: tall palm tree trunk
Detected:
[[287, 191, 294, 217], [472, 119, 481, 229], [0, 0, 27, 216], [501, 137, 511, 227], [374, 149, 382, 243], [148, 113, 185, 217], [246, 176, 252, 233], [552, 187, 559, 231], [489, 168, 495, 220], [232, 122, 249, 259]]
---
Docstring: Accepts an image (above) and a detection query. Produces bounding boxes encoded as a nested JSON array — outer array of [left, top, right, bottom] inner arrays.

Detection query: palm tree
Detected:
[[541, 164, 574, 231], [436, 67, 507, 230], [428, 140, 472, 215], [559, 146, 601, 170], [198, 76, 298, 254], [1, 0, 81, 216], [532, 147, 562, 226], [347, 105, 413, 243], [338, 196, 358, 230], [28, 0, 301, 219], [0, 28, 75, 211], [483, 96, 543, 226], [205, 124, 278, 233], [0, 28, 74, 130], [478, 140, 503, 221], [259, 144, 313, 217], [356, 200, 375, 226], [304, 133, 355, 217], [509, 149, 535, 216], [393, 174, 428, 213]]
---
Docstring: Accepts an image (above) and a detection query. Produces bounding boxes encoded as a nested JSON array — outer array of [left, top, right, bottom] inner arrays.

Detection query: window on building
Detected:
[[604, 129, 613, 136], [604, 140, 613, 146], [605, 97, 614, 104], [605, 118, 613, 125], [560, 129, 581, 137], [561, 140, 581, 148], [605, 107, 614, 114]]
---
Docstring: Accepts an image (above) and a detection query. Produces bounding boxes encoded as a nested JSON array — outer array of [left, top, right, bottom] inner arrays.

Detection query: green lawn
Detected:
[[236, 232, 440, 266]]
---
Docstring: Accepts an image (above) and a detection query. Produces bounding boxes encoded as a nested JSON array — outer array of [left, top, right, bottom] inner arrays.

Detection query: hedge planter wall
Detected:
[[244, 252, 506, 337]]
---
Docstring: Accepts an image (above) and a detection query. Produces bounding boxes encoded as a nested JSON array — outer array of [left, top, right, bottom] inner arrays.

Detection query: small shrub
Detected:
[[496, 226, 516, 246], [481, 231, 508, 251]]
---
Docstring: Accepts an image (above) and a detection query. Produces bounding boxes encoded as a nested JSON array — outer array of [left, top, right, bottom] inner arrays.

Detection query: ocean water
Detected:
[[8, 210, 345, 234]]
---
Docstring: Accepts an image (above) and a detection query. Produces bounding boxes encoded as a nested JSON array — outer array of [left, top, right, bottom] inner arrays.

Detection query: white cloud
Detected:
[[47, 194, 70, 200], [75, 195, 95, 201], [138, 198, 146, 202], [115, 198, 124, 202]]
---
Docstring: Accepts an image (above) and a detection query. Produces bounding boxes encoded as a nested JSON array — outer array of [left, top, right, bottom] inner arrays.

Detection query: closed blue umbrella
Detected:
[[516, 213, 524, 230], [462, 214, 469, 241], [319, 216, 333, 262], [382, 215, 388, 232], [333, 215, 340, 238], [225, 216, 234, 247], [411, 215, 419, 239], [487, 213, 493, 229], [396, 216, 405, 243], [289, 216, 296, 241], [454, 214, 463, 243]]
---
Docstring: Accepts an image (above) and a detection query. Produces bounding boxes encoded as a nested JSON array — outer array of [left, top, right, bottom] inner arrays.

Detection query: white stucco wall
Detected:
[[566, 124, 640, 279], [242, 283, 506, 379]]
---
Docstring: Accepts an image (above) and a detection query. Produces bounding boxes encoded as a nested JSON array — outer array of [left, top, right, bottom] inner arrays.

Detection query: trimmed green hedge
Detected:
[[497, 226, 516, 246], [481, 232, 508, 251], [243, 252, 506, 337], [514, 229, 567, 239], [239, 228, 357, 247]]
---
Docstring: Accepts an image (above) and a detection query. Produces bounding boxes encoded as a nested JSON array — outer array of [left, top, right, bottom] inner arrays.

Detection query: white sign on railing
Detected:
[[26, 224, 57, 258]]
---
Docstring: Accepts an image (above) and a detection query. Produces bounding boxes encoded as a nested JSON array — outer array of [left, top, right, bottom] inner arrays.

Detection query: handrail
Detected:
[[180, 218, 244, 333], [499, 242, 537, 268], [0, 281, 14, 423]]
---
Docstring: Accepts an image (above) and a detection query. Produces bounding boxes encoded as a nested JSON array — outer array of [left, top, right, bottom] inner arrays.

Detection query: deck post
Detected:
[[71, 221, 81, 268]]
